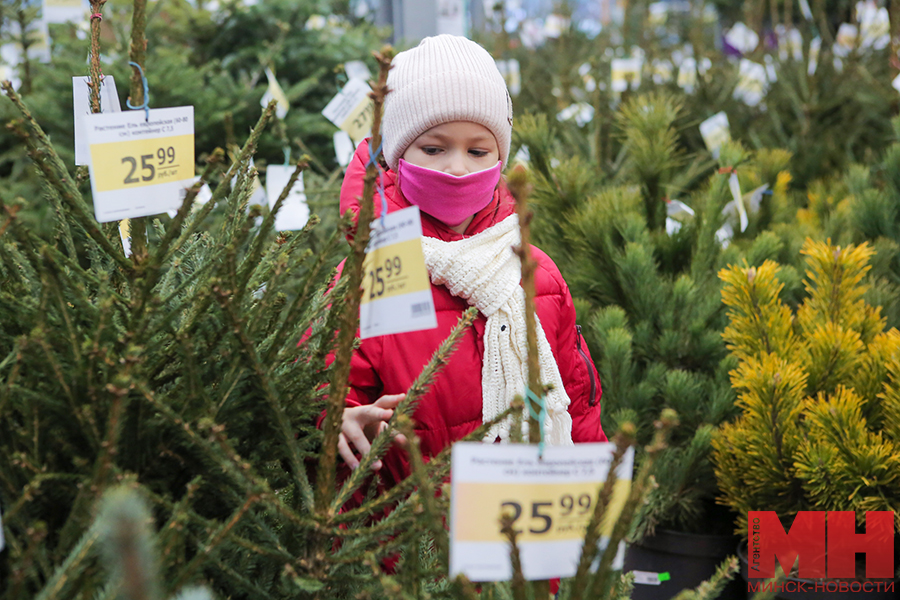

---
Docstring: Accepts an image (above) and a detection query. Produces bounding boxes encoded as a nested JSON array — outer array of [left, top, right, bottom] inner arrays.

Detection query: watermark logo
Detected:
[[748, 511, 894, 587]]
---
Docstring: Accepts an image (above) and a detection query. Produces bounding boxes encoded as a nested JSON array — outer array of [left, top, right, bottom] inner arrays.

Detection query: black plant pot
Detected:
[[623, 529, 746, 600], [737, 542, 899, 600]]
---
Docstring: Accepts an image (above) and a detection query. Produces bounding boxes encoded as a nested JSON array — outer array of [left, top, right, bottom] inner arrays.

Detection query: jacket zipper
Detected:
[[575, 325, 597, 406]]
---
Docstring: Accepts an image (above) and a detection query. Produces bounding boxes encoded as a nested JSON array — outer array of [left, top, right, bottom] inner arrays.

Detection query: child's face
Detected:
[[402, 121, 499, 176]]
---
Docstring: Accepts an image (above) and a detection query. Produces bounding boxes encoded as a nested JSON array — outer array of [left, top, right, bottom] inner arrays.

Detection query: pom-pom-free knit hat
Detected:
[[382, 34, 513, 172]]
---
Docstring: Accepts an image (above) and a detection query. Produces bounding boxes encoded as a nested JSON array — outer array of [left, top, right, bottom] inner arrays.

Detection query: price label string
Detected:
[[524, 387, 548, 459], [366, 139, 388, 229], [126, 61, 151, 122]]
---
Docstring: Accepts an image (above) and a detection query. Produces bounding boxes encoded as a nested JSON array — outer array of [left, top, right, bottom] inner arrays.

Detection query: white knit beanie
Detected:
[[382, 34, 513, 172]]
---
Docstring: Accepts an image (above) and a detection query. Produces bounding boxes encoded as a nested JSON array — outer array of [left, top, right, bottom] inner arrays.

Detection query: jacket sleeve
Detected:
[[555, 280, 607, 443]]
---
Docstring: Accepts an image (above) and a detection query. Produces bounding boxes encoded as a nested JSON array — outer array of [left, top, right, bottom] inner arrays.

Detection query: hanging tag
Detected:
[[265, 165, 308, 231], [798, 0, 813, 21], [260, 67, 289, 119], [334, 130, 356, 168], [0, 508, 4, 552], [699, 112, 730, 159], [632, 571, 671, 586], [808, 37, 821, 75], [43, 0, 88, 24], [496, 59, 522, 97], [556, 103, 594, 127], [734, 59, 767, 106], [322, 78, 373, 144], [724, 22, 759, 54], [728, 172, 748, 232], [85, 106, 195, 223], [344, 60, 372, 82], [119, 219, 132, 257], [611, 57, 642, 93], [450, 442, 633, 582], [73, 75, 121, 165], [168, 176, 214, 218], [677, 57, 697, 92], [360, 206, 436, 339]]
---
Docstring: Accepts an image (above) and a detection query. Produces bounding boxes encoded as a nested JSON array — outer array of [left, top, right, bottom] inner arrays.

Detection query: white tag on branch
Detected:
[[665, 217, 682, 235], [666, 199, 695, 217], [334, 130, 356, 168], [344, 60, 372, 81], [1, 505, 5, 552], [360, 206, 436, 339], [449, 442, 633, 581], [834, 23, 858, 57], [808, 37, 822, 75], [734, 59, 768, 107], [725, 22, 759, 54], [85, 106, 195, 223], [261, 67, 289, 119], [322, 77, 373, 144], [265, 165, 309, 231], [73, 75, 122, 166], [892, 73, 900, 94], [119, 219, 132, 257], [168, 176, 214, 218], [798, 0, 814, 20], [496, 59, 522, 97], [677, 57, 697, 92], [556, 103, 594, 127], [648, 2, 669, 26], [43, 0, 88, 23], [611, 57, 642, 93], [727, 171, 748, 232], [632, 570, 671, 586], [699, 112, 730, 159]]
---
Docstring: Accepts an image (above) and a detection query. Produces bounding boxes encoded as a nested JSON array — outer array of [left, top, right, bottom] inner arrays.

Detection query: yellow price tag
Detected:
[[85, 106, 195, 223], [453, 479, 631, 543], [360, 238, 430, 304], [322, 78, 373, 143], [89, 134, 193, 192]]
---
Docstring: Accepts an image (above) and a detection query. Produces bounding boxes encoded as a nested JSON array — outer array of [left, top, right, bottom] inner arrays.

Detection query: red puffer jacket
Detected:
[[328, 141, 606, 495]]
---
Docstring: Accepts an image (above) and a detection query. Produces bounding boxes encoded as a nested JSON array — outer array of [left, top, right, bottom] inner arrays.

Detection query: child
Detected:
[[334, 35, 606, 488]]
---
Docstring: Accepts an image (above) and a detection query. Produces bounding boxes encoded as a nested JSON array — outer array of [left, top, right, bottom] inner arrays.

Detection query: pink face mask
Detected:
[[398, 159, 502, 227]]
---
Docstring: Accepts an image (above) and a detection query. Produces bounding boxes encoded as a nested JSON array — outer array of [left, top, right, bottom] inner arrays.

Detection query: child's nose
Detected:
[[446, 152, 469, 177]]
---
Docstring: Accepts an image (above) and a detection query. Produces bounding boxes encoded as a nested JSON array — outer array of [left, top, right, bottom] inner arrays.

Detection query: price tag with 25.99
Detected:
[[86, 106, 194, 223], [450, 442, 634, 582], [359, 205, 437, 339]]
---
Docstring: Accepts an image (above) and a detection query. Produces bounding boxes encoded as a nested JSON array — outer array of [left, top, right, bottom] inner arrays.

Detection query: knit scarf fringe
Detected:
[[421, 214, 574, 446]]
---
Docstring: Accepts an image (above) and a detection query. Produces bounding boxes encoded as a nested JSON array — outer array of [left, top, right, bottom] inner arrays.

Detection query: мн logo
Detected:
[[749, 511, 895, 579]]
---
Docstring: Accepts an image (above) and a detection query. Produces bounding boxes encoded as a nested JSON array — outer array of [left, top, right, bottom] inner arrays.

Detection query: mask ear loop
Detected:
[[365, 139, 388, 229]]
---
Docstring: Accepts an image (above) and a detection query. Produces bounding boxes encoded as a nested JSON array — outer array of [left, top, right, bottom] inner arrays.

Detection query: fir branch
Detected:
[[88, 1, 106, 113], [670, 556, 739, 600], [507, 165, 542, 443], [331, 308, 478, 510], [500, 511, 527, 600], [584, 410, 677, 600], [34, 518, 102, 600], [316, 47, 393, 517], [1, 82, 132, 272], [569, 423, 636, 600]]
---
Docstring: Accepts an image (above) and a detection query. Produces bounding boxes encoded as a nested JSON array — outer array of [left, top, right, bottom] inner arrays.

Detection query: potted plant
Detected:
[[714, 239, 900, 598]]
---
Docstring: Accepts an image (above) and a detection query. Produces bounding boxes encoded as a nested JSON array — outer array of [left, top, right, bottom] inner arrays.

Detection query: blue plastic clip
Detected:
[[525, 387, 547, 459], [126, 61, 150, 122], [366, 139, 388, 229]]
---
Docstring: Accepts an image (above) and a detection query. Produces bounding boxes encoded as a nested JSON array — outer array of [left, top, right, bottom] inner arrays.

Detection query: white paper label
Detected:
[[808, 37, 822, 75], [496, 59, 522, 97], [86, 106, 195, 223], [450, 442, 633, 582], [632, 570, 671, 585], [74, 75, 121, 165], [798, 0, 813, 20], [728, 172, 748, 232], [0, 508, 5, 552], [734, 59, 768, 106], [724, 21, 759, 54], [265, 164, 308, 231], [334, 130, 356, 168], [43, 0, 88, 24], [611, 57, 642, 93], [699, 111, 730, 158], [260, 67, 289, 119], [360, 206, 436, 339], [344, 60, 372, 82], [322, 78, 373, 144]]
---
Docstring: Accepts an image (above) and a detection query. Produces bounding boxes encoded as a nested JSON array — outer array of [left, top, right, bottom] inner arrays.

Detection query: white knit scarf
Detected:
[[421, 214, 574, 446]]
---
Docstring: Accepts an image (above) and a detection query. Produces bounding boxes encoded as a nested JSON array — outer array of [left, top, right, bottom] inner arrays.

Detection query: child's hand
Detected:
[[339, 394, 408, 471]]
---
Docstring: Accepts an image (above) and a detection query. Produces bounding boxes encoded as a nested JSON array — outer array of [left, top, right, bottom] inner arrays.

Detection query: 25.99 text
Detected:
[[367, 256, 402, 299], [501, 493, 593, 535], [122, 146, 176, 184]]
